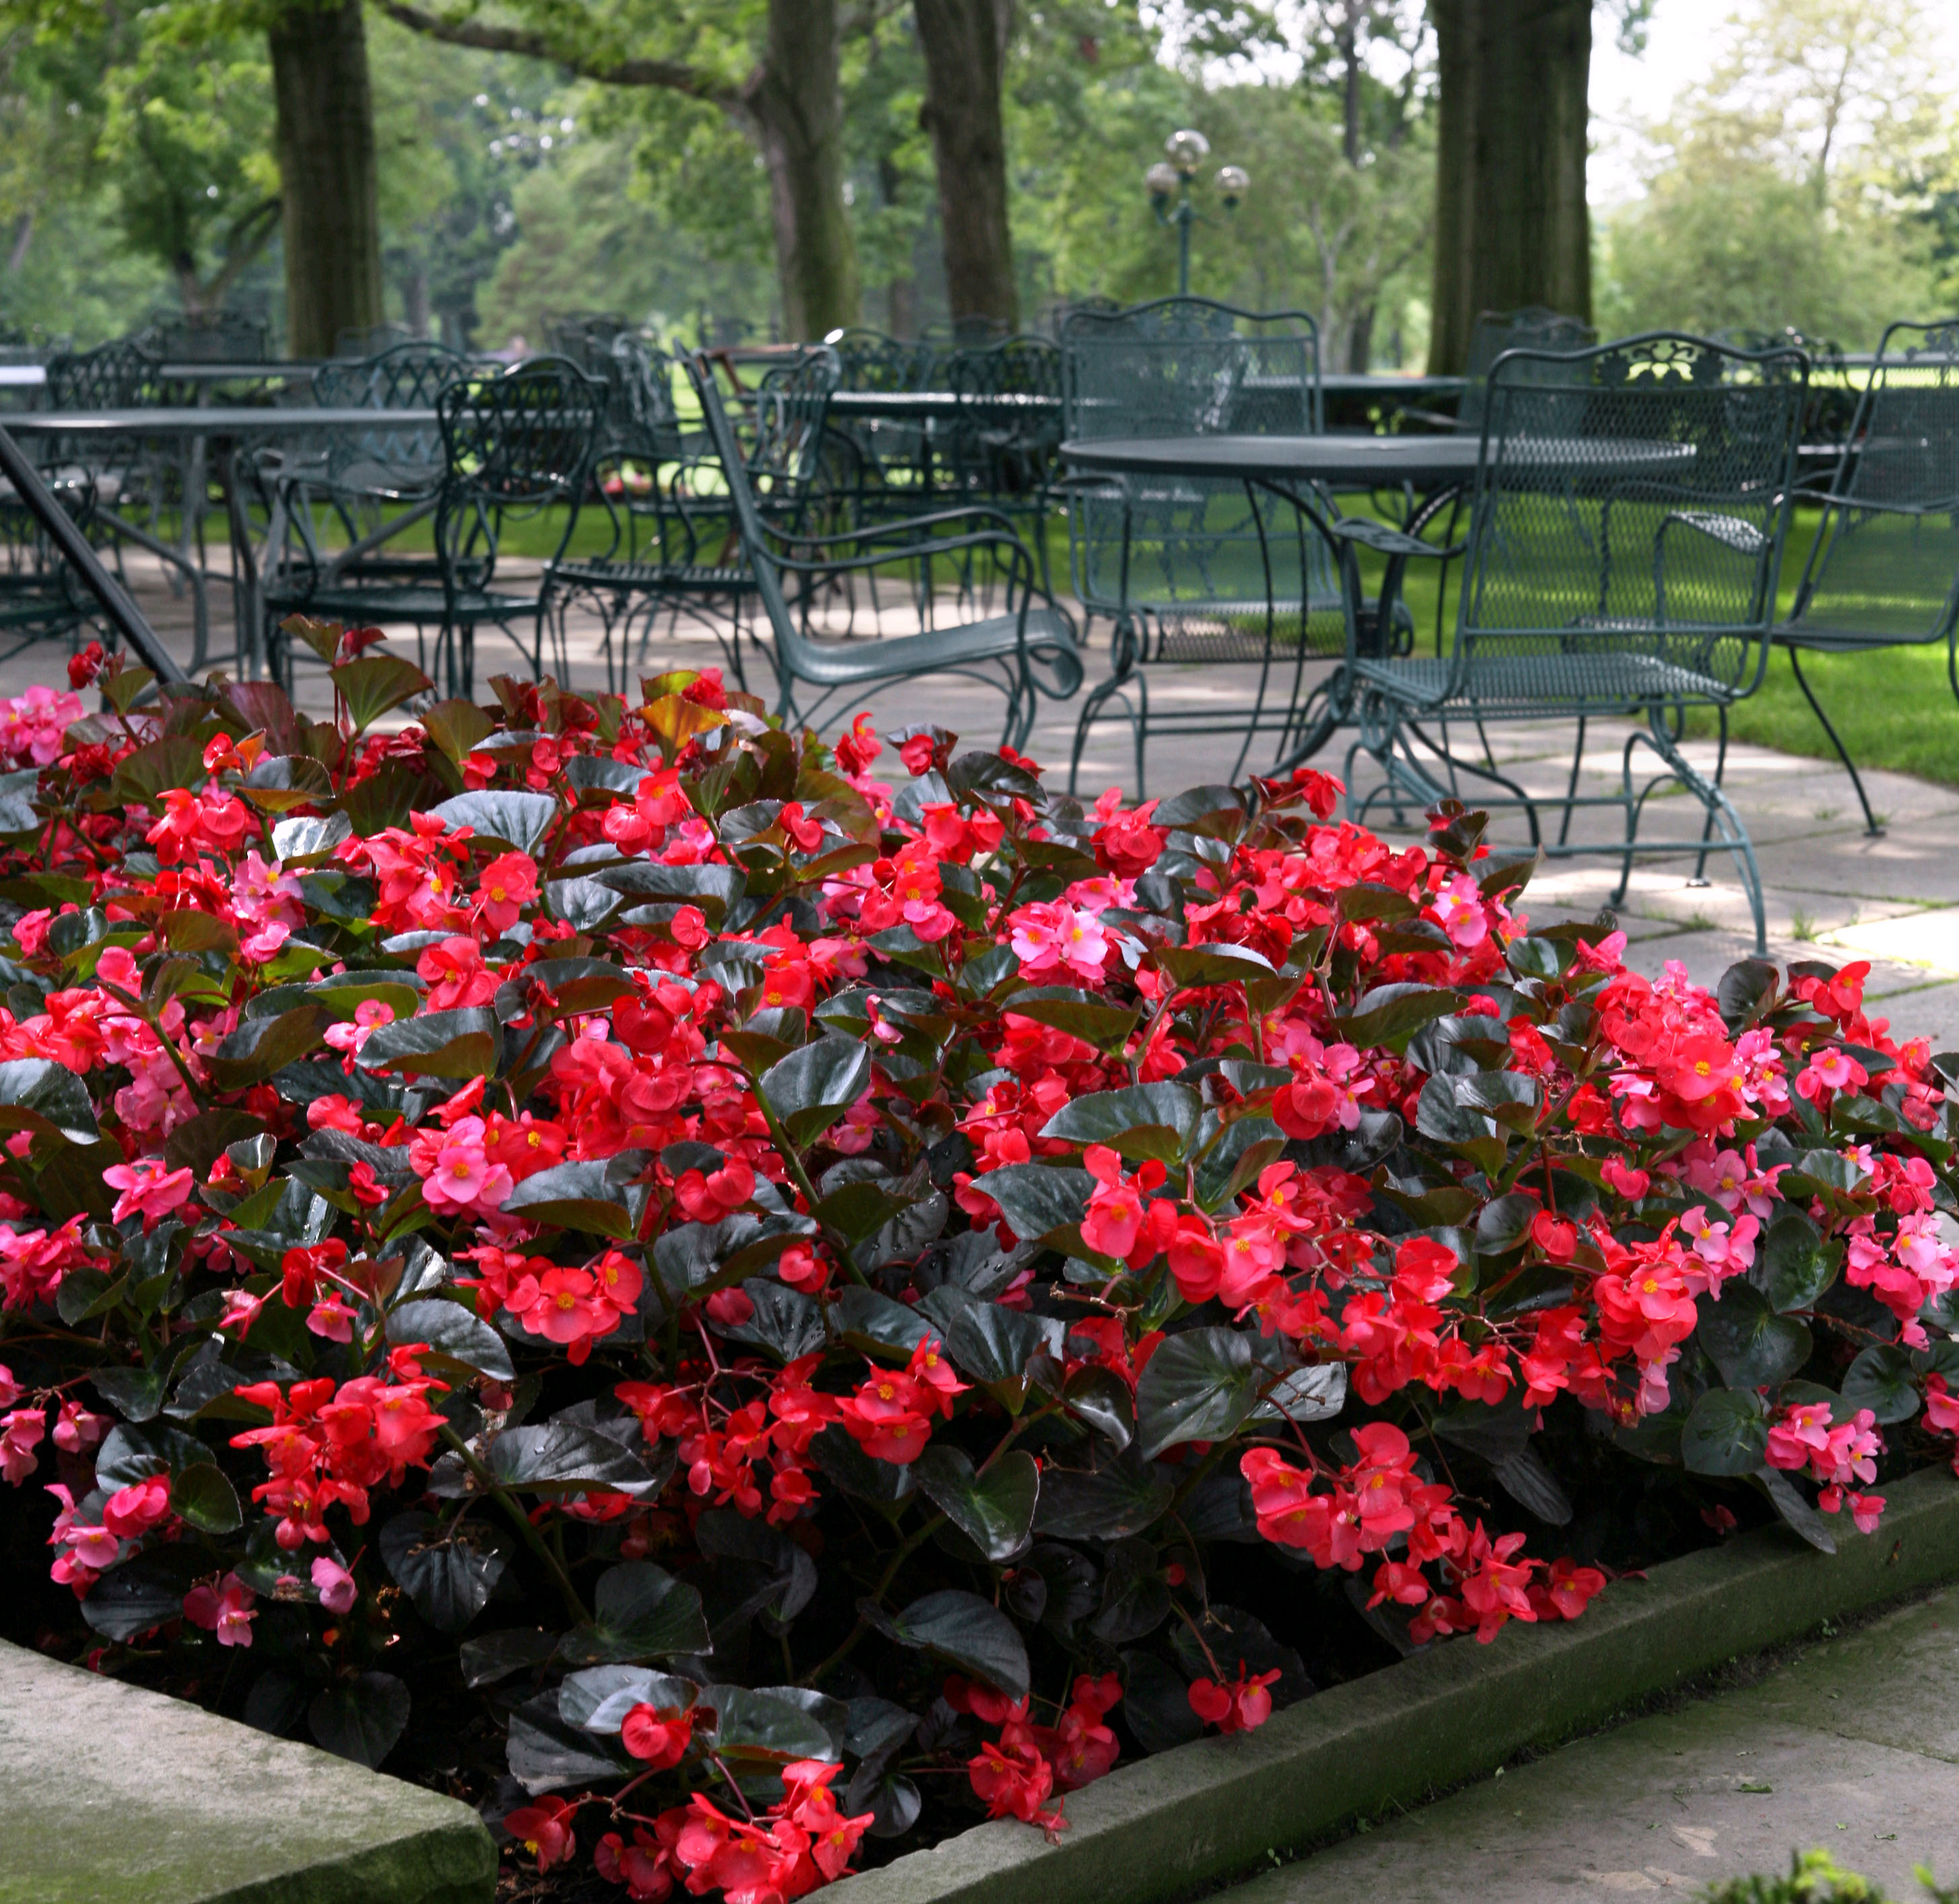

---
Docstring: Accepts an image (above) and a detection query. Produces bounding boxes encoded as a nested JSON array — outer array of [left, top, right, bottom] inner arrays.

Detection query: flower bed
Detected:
[[1, 624, 1958, 1903]]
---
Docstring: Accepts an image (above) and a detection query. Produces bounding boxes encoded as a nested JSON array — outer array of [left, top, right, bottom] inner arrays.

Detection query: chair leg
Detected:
[[1556, 716, 1587, 847], [1788, 645, 1881, 836], [1633, 715, 1768, 956], [1690, 705, 1730, 883]]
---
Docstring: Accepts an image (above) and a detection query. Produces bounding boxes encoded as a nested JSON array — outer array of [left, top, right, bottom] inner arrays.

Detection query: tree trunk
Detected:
[[914, 0, 1018, 332], [268, 0, 385, 359], [1426, 0, 1591, 375], [742, 0, 860, 341]]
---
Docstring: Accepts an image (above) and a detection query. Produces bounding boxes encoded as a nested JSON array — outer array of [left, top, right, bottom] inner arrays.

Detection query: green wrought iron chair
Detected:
[[687, 353, 1082, 743], [1763, 318, 1959, 836], [40, 341, 217, 667], [1060, 295, 1341, 794], [823, 328, 934, 525], [266, 356, 605, 695], [544, 334, 760, 692], [942, 335, 1064, 593], [1331, 332, 1810, 954]]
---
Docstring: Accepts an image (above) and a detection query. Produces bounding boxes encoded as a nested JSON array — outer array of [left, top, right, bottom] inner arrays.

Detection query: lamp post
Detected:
[[1146, 130, 1249, 297]]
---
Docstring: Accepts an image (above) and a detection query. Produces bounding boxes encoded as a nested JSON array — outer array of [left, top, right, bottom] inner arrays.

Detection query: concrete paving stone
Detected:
[[1827, 912, 1959, 978], [0, 1639, 495, 1903], [1222, 1596, 1959, 1904]]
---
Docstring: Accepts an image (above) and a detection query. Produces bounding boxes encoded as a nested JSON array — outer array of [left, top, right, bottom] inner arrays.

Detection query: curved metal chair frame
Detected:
[[266, 357, 604, 696], [687, 352, 1082, 744], [1763, 317, 1959, 836], [1329, 332, 1810, 954], [1060, 296, 1340, 794]]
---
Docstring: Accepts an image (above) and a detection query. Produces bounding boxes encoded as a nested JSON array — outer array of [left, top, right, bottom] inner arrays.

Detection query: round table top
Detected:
[[7, 406, 439, 436], [827, 390, 1060, 419], [1060, 432, 1691, 488]]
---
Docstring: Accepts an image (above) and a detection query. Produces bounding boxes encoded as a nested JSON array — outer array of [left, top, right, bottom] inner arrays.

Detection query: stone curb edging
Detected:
[[836, 1463, 1959, 1904], [0, 1639, 496, 1904]]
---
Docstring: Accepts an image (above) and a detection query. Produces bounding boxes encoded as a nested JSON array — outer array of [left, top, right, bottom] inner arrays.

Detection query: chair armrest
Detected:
[[775, 504, 1025, 550], [772, 527, 1037, 579], [1329, 517, 1468, 560], [1661, 510, 1769, 556]]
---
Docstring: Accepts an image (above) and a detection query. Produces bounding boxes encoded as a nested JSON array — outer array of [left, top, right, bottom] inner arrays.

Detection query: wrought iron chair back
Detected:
[[746, 347, 842, 526], [943, 336, 1063, 503], [307, 341, 472, 497], [1458, 307, 1596, 430], [47, 340, 162, 410], [140, 309, 269, 363], [828, 328, 930, 392], [1442, 332, 1807, 711], [1763, 318, 1959, 831], [1061, 296, 1331, 665]]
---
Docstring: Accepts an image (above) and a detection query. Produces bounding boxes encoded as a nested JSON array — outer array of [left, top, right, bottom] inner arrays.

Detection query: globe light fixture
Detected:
[[1145, 133, 1247, 295]]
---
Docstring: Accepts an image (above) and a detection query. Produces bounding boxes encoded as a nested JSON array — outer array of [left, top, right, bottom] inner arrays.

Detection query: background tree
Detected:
[[1598, 0, 1950, 349], [915, 0, 1017, 328], [379, 0, 863, 339]]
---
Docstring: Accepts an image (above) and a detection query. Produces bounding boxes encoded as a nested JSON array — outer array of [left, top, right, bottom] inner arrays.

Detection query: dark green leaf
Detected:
[[387, 1298, 516, 1382], [507, 1689, 630, 1793], [1033, 1447, 1174, 1540], [380, 1511, 506, 1632], [96, 1422, 211, 1488], [1001, 986, 1141, 1056], [91, 1366, 166, 1423], [875, 1589, 1029, 1699], [309, 1672, 410, 1768], [1039, 1083, 1201, 1165], [501, 1161, 633, 1238], [914, 1447, 1040, 1561], [830, 1284, 935, 1356], [82, 1554, 192, 1642], [970, 1163, 1092, 1245], [1717, 959, 1780, 1034], [1155, 943, 1274, 990], [1250, 1362, 1346, 1426], [1135, 1325, 1259, 1459], [1759, 1467, 1835, 1553], [560, 1562, 712, 1664], [171, 1464, 242, 1534], [1697, 1283, 1812, 1390], [697, 1687, 836, 1769], [460, 1629, 558, 1688], [1062, 1366, 1135, 1449], [426, 789, 558, 854], [1842, 1344, 1919, 1424], [332, 654, 433, 733], [0, 1057, 100, 1144], [358, 1006, 501, 1081], [759, 1036, 872, 1146], [1681, 1388, 1769, 1476], [1755, 1211, 1837, 1313], [1330, 984, 1461, 1049], [486, 1424, 657, 1496]]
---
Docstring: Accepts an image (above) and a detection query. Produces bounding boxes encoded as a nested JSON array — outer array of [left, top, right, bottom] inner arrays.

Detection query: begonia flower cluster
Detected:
[[1, 628, 1956, 1900]]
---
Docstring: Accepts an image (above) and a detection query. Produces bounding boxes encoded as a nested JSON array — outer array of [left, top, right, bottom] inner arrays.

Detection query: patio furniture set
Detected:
[[1, 305, 1954, 953]]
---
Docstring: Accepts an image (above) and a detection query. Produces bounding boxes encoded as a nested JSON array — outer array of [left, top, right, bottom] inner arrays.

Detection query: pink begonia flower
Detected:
[[183, 1574, 257, 1647], [12, 907, 49, 956], [1007, 902, 1109, 984], [1, 1405, 45, 1481], [102, 1476, 172, 1538], [103, 1161, 196, 1230], [306, 1294, 359, 1343], [63, 1523, 124, 1572], [324, 999, 396, 1057], [1796, 1048, 1868, 1102], [50, 1400, 110, 1453], [94, 945, 141, 994], [230, 852, 305, 929], [1430, 873, 1488, 949], [477, 851, 540, 933], [1678, 1206, 1759, 1298], [240, 920, 292, 965], [0, 684, 83, 766], [217, 1288, 266, 1338], [311, 1555, 358, 1615], [0, 1362, 19, 1408], [422, 1115, 513, 1216]]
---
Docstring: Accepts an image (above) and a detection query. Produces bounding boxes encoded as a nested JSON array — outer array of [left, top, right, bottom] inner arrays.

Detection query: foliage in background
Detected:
[[1599, 0, 1954, 351]]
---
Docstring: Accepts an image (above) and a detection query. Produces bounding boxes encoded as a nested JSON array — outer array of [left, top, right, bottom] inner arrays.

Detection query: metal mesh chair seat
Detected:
[[1352, 648, 1734, 719], [1765, 320, 1959, 832], [553, 557, 752, 593], [1333, 332, 1808, 954]]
